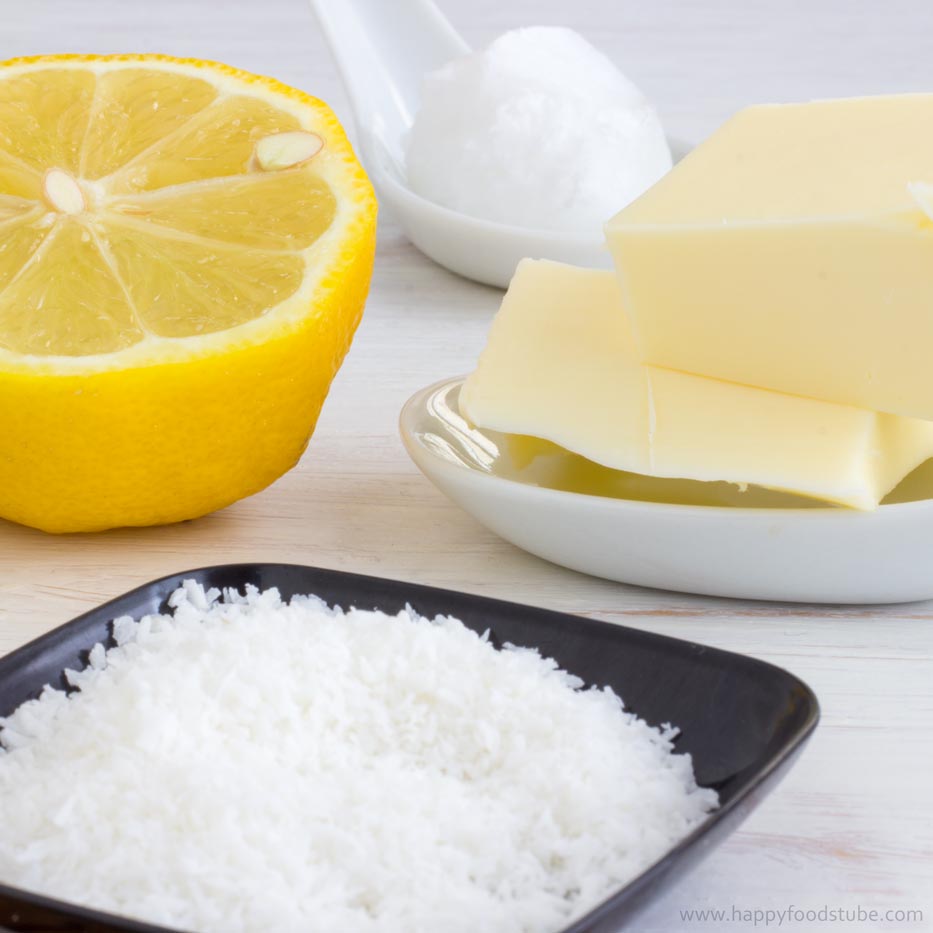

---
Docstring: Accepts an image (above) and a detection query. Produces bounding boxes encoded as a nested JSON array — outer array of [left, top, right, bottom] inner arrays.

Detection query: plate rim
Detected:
[[400, 376, 933, 521]]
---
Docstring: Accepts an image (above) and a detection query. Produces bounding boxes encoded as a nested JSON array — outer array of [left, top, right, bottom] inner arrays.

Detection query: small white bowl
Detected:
[[399, 378, 933, 604]]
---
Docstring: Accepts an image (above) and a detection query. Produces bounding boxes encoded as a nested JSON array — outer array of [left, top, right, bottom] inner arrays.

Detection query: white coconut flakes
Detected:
[[0, 581, 717, 933]]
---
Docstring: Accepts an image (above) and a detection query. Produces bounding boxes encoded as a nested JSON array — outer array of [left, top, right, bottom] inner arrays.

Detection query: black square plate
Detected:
[[0, 563, 819, 933]]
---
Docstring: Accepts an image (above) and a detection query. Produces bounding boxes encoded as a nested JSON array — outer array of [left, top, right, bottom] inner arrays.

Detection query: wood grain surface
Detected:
[[1, 1, 932, 930]]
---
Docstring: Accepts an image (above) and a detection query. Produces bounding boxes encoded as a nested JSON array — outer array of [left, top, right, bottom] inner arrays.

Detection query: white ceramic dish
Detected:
[[400, 378, 933, 604]]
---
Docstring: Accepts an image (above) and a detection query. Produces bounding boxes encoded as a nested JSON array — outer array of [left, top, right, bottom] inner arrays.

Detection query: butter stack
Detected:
[[461, 94, 933, 509]]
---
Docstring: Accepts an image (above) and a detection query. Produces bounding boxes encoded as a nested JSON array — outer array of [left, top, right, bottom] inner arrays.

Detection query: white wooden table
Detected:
[[2, 1, 932, 930]]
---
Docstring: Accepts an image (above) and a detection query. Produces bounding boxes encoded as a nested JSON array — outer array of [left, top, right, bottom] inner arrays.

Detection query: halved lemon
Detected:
[[0, 54, 377, 533]]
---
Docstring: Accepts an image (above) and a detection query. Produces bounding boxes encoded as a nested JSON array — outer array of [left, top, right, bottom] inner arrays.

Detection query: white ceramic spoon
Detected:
[[310, 0, 629, 287]]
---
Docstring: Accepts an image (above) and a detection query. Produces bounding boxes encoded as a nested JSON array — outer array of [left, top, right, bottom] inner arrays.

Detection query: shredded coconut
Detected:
[[0, 583, 716, 933]]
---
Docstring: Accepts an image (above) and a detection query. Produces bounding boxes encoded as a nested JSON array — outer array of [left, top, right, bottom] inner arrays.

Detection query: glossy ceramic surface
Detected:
[[400, 378, 933, 603]]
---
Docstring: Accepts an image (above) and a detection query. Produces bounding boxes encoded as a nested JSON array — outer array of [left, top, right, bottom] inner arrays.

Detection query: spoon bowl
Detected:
[[310, 0, 678, 287], [375, 157, 611, 287]]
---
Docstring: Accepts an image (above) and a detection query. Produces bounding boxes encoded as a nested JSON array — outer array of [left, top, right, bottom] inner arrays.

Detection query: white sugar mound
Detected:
[[406, 26, 672, 232], [0, 582, 716, 933]]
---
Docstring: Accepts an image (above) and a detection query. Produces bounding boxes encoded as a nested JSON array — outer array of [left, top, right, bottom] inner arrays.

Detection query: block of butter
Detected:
[[460, 259, 933, 509], [607, 94, 933, 420]]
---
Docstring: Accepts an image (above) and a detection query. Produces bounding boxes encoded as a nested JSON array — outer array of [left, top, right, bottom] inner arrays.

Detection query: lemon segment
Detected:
[[0, 218, 142, 356], [106, 166, 337, 249], [0, 210, 49, 291], [107, 95, 302, 194], [0, 68, 95, 174], [0, 151, 42, 200], [102, 219, 306, 338], [81, 69, 219, 180], [0, 196, 39, 224], [0, 54, 377, 532]]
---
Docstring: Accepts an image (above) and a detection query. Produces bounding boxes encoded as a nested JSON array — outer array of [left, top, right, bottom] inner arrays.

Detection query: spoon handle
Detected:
[[310, 0, 469, 140]]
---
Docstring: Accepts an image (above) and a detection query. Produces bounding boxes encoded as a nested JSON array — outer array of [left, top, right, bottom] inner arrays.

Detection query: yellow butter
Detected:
[[606, 94, 933, 419], [460, 260, 933, 509]]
